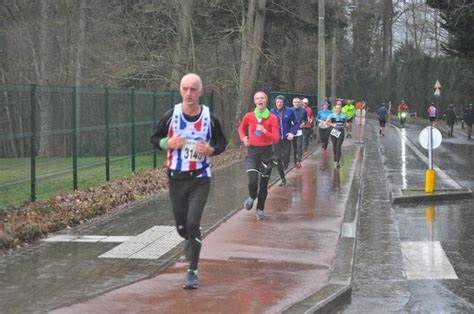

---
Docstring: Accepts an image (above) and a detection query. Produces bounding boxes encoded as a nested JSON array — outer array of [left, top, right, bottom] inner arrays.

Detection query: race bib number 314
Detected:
[[182, 140, 204, 162]]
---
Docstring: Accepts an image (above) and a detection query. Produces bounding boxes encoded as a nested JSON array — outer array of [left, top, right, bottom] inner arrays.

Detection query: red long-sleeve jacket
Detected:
[[304, 106, 314, 128], [238, 112, 280, 146]]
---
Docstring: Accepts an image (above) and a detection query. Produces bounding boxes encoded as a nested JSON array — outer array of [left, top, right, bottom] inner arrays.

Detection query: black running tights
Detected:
[[168, 177, 211, 271]]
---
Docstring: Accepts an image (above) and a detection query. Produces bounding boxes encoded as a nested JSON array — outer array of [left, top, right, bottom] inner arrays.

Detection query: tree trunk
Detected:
[[285, 34, 299, 91], [75, 0, 88, 155], [234, 0, 267, 143], [382, 0, 392, 76], [0, 17, 18, 157], [2, 67, 19, 157], [331, 30, 337, 105], [382, 0, 392, 102], [410, 4, 419, 50], [38, 0, 57, 156], [170, 0, 195, 89]]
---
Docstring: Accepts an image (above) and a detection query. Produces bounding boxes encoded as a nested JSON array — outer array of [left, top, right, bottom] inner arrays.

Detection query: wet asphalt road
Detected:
[[338, 120, 474, 312]]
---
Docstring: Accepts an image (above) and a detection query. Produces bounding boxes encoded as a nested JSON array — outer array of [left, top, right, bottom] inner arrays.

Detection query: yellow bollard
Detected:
[[425, 169, 436, 193]]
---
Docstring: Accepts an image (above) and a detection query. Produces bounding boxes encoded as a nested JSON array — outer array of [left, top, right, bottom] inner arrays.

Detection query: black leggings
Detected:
[[168, 177, 211, 271], [273, 140, 292, 180], [447, 123, 454, 136], [246, 145, 274, 210], [330, 128, 345, 162], [247, 172, 270, 210], [319, 127, 330, 148], [303, 128, 312, 151], [292, 135, 303, 162]]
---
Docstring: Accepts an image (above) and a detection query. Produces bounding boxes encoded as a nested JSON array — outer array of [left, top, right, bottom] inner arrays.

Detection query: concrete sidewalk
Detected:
[[53, 143, 362, 313]]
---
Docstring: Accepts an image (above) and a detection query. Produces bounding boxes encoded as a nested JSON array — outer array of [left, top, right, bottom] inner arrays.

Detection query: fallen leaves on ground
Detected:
[[0, 147, 246, 253]]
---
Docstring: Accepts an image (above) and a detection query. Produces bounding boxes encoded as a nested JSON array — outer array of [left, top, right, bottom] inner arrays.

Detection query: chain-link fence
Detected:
[[0, 84, 213, 209]]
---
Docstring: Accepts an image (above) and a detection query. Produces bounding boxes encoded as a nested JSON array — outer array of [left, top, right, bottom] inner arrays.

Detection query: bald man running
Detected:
[[151, 73, 227, 289]]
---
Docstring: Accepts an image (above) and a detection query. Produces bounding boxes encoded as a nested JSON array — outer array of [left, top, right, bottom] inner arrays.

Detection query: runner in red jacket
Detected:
[[238, 91, 279, 221]]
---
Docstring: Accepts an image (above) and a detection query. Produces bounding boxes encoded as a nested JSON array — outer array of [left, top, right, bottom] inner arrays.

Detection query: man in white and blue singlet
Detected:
[[151, 73, 227, 289]]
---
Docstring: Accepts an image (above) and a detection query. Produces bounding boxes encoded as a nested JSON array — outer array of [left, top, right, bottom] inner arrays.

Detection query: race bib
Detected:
[[330, 128, 341, 138], [182, 140, 204, 162], [296, 129, 303, 136]]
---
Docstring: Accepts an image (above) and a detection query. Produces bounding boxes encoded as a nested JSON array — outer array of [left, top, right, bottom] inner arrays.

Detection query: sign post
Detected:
[[419, 126, 442, 193]]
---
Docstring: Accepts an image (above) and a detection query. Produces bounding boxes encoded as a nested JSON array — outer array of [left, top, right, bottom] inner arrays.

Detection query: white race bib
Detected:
[[330, 128, 342, 138], [182, 140, 204, 162], [296, 129, 303, 136]]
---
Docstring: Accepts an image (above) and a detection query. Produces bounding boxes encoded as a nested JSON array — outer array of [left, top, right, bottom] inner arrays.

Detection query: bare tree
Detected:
[[170, 0, 195, 89], [234, 0, 267, 141], [382, 0, 392, 75], [38, 0, 57, 156], [75, 0, 88, 154]]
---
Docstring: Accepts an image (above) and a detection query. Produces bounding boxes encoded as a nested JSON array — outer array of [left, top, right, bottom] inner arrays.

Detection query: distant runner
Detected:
[[292, 97, 308, 169], [270, 95, 297, 186], [342, 99, 355, 138], [377, 103, 388, 136], [463, 104, 473, 140], [316, 101, 332, 151], [302, 98, 314, 154], [326, 101, 347, 168], [427, 103, 438, 126], [397, 100, 409, 128], [445, 104, 457, 137]]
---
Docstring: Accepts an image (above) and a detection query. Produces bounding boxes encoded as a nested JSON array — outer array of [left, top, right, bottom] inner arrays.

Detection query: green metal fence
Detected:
[[0, 84, 213, 209]]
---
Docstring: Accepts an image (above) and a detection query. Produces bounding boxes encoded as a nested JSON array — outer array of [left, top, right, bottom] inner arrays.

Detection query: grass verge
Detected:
[[1, 154, 166, 211]]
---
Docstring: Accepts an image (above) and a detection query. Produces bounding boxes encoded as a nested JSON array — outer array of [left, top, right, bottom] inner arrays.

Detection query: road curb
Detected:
[[284, 284, 352, 314], [391, 187, 473, 204], [284, 143, 366, 313]]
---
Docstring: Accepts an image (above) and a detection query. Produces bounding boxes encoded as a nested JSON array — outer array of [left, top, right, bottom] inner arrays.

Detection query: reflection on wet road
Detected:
[[339, 121, 474, 313], [400, 128, 408, 189]]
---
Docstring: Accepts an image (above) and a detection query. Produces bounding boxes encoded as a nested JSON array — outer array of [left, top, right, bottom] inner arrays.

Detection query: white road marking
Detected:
[[401, 241, 458, 280], [341, 222, 355, 238], [394, 127, 462, 189], [42, 235, 131, 243], [99, 226, 183, 260]]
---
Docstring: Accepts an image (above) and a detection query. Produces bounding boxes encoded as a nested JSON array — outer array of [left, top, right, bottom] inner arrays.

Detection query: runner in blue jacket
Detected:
[[316, 101, 332, 150], [270, 95, 298, 185]]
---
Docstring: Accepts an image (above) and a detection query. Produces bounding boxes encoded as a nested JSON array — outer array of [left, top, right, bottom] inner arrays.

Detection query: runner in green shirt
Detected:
[[342, 99, 355, 138]]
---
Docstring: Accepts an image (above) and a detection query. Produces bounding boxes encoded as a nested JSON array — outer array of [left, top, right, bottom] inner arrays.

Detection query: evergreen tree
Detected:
[[427, 0, 474, 59]]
